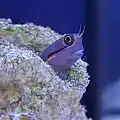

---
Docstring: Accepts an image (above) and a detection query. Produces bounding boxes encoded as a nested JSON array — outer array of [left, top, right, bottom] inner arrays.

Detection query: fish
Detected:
[[40, 25, 85, 79]]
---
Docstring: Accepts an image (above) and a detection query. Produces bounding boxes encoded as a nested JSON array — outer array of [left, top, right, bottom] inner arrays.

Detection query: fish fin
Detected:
[[57, 71, 69, 80]]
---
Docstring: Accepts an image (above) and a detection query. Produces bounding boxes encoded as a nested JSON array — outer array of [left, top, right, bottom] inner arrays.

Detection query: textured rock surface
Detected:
[[0, 18, 91, 120]]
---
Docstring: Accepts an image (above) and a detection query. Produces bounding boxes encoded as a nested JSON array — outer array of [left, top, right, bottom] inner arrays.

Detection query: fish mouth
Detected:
[[74, 50, 84, 56]]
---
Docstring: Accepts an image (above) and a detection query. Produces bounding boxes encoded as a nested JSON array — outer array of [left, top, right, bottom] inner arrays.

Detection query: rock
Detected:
[[0, 18, 91, 120]]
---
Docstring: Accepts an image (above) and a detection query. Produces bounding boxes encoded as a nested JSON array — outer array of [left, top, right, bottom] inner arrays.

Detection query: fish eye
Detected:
[[64, 34, 74, 45]]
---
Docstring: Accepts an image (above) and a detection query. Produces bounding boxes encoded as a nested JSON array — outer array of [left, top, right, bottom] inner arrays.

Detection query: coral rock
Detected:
[[0, 18, 91, 120]]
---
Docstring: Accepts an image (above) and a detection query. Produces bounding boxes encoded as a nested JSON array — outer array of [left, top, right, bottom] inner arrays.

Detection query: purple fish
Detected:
[[41, 26, 85, 75]]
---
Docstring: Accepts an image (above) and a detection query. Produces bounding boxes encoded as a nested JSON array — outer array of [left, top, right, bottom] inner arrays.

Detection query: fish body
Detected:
[[40, 26, 85, 76]]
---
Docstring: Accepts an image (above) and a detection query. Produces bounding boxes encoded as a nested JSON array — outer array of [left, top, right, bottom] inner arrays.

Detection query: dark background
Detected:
[[0, 0, 120, 120]]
